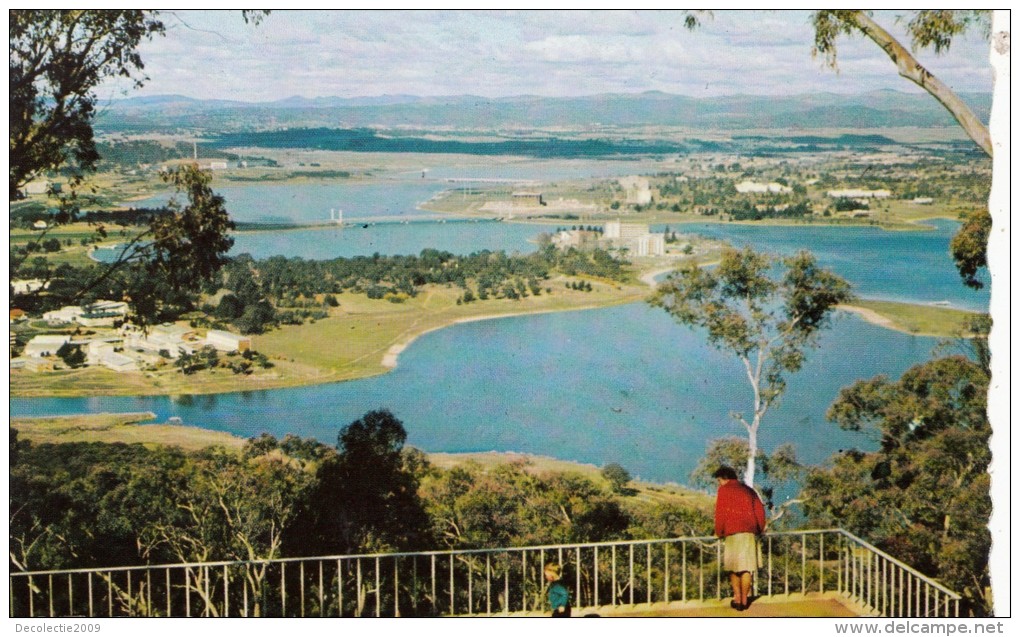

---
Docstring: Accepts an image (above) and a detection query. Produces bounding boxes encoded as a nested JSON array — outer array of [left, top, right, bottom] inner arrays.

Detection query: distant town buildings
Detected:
[[826, 189, 891, 199], [619, 176, 654, 205], [511, 192, 544, 207], [11, 279, 49, 295], [43, 300, 129, 327], [604, 221, 666, 257], [735, 180, 792, 194], [205, 330, 252, 353]]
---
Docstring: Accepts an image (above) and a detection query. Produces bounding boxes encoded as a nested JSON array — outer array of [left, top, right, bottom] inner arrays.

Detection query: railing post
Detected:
[[337, 559, 343, 617], [611, 545, 617, 607], [593, 546, 599, 608], [375, 557, 381, 617], [318, 561, 324, 618], [819, 534, 825, 594], [664, 544, 670, 604], [628, 544, 634, 606], [449, 554, 455, 616], [575, 547, 581, 610], [647, 544, 652, 605], [431, 555, 436, 615], [682, 541, 687, 602], [521, 551, 527, 612], [394, 557, 400, 618], [486, 554, 492, 615], [767, 535, 773, 598], [299, 562, 305, 618], [801, 532, 807, 596], [715, 540, 721, 599]]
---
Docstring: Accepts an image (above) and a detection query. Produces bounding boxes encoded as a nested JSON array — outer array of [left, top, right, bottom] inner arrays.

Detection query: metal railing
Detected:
[[9, 529, 960, 617]]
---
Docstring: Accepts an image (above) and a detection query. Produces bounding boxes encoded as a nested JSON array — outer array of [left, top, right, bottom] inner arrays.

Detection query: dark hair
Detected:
[[712, 466, 738, 480]]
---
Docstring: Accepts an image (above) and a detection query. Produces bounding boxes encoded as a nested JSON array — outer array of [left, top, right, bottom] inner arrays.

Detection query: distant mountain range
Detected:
[[96, 90, 992, 133]]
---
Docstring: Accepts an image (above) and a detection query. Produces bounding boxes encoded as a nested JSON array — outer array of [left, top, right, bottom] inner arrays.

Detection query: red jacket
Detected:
[[714, 480, 766, 537]]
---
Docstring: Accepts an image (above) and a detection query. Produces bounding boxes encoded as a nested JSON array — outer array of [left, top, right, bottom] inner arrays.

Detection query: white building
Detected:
[[122, 323, 198, 355], [635, 233, 666, 257], [43, 306, 84, 325], [735, 181, 792, 194], [912, 197, 934, 205], [11, 279, 48, 295], [827, 189, 891, 199], [24, 334, 72, 357], [96, 350, 139, 372], [604, 221, 649, 242], [619, 176, 653, 205], [205, 329, 252, 353]]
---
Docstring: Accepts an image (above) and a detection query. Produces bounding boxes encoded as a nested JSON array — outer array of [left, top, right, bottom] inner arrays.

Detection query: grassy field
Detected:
[[11, 277, 650, 397], [429, 451, 712, 513], [11, 412, 245, 451], [844, 299, 984, 337]]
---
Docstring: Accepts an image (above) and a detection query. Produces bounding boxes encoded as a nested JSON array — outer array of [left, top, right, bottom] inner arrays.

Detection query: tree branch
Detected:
[[848, 11, 992, 156]]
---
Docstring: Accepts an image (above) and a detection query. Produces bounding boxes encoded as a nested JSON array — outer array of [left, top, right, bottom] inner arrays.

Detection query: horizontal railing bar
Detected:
[[835, 530, 961, 600]]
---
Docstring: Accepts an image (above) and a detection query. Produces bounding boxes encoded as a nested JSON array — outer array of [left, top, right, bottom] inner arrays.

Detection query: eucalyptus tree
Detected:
[[650, 247, 853, 487]]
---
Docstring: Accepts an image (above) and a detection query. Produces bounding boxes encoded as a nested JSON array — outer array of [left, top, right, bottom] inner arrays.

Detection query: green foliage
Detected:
[[650, 247, 853, 486], [949, 209, 991, 290], [55, 342, 87, 368], [600, 463, 632, 493], [421, 460, 631, 549], [288, 410, 430, 555], [9, 438, 313, 572], [803, 355, 991, 615], [9, 10, 166, 198]]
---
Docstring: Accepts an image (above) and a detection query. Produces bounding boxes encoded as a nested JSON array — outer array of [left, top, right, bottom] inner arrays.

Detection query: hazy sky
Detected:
[[101, 10, 996, 102]]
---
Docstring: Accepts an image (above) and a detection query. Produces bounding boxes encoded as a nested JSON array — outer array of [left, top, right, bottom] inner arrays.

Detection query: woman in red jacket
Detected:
[[713, 465, 766, 611]]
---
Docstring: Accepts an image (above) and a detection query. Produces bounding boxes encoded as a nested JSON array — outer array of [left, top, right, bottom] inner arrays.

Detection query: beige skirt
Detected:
[[723, 533, 763, 573]]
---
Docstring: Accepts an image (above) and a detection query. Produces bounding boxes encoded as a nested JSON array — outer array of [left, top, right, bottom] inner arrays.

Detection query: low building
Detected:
[[24, 334, 71, 358], [121, 322, 198, 355], [619, 176, 653, 205], [511, 192, 544, 207], [551, 229, 600, 250], [44, 306, 83, 325], [205, 329, 251, 353], [96, 350, 139, 372], [10, 308, 27, 323], [826, 189, 891, 199], [11, 279, 48, 295], [735, 181, 792, 194], [912, 197, 934, 205], [604, 221, 649, 242], [635, 233, 666, 257]]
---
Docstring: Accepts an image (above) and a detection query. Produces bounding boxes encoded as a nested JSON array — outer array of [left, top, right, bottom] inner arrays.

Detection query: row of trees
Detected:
[[10, 410, 710, 574]]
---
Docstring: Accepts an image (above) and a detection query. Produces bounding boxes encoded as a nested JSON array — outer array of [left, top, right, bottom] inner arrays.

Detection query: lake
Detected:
[[10, 305, 937, 486], [16, 158, 988, 485]]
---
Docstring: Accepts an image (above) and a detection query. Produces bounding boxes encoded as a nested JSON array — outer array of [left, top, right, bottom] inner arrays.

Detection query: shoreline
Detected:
[[11, 288, 979, 400]]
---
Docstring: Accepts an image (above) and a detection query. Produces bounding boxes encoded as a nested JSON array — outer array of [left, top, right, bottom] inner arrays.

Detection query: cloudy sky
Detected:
[[101, 10, 996, 103]]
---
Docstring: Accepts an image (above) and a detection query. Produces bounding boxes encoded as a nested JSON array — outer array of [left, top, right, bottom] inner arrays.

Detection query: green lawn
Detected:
[[847, 299, 985, 337]]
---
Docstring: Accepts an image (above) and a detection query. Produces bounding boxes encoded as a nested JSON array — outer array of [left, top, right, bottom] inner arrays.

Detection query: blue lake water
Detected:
[[9, 306, 937, 485], [673, 219, 988, 312], [21, 161, 988, 485]]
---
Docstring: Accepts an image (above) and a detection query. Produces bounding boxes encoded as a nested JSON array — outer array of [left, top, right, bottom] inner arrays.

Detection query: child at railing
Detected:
[[544, 562, 572, 617]]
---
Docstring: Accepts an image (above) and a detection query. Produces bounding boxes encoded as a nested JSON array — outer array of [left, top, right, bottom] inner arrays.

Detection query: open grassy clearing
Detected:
[[11, 277, 650, 397], [11, 412, 245, 451], [428, 451, 713, 513], [844, 299, 984, 337]]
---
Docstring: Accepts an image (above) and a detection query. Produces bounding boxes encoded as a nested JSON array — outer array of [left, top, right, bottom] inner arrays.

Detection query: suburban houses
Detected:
[[14, 314, 253, 374]]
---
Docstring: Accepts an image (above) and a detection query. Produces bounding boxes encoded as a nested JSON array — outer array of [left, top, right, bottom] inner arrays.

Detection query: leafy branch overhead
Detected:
[[812, 10, 992, 157]]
